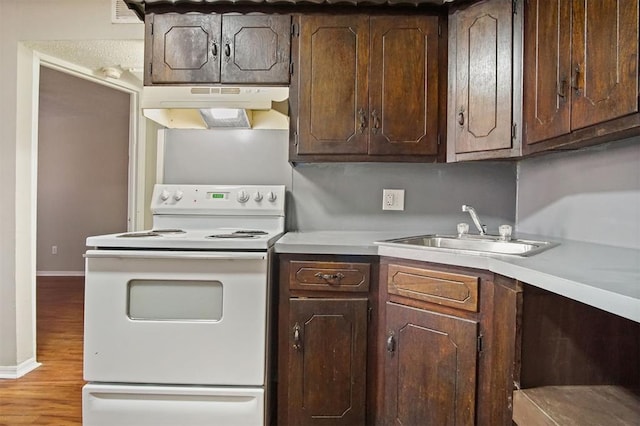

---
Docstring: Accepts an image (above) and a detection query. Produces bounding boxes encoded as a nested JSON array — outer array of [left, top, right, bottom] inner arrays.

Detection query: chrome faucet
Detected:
[[462, 204, 487, 235]]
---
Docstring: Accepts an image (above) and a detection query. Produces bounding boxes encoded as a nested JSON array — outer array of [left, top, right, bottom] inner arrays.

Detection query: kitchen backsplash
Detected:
[[517, 135, 640, 249], [161, 128, 639, 248], [161, 129, 517, 234], [290, 161, 516, 233]]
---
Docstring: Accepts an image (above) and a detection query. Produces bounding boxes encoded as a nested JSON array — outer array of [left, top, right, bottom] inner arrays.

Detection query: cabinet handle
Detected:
[[572, 64, 582, 96], [386, 332, 396, 353], [457, 107, 465, 127], [211, 42, 218, 58], [314, 272, 345, 284], [358, 108, 367, 133], [293, 323, 302, 351], [371, 110, 380, 135], [224, 43, 231, 58], [557, 78, 567, 99]]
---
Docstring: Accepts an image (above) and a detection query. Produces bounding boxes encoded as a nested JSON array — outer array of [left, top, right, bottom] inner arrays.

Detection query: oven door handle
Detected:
[[84, 250, 267, 261]]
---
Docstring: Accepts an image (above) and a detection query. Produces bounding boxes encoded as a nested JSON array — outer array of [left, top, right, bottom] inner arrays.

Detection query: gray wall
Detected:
[[162, 129, 518, 234], [161, 129, 293, 188], [290, 162, 516, 233], [37, 67, 130, 273], [516, 136, 640, 249]]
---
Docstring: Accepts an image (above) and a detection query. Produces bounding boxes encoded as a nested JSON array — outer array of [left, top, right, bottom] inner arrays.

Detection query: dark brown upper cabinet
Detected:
[[447, 0, 523, 161], [523, 0, 639, 153], [144, 13, 291, 85], [290, 14, 443, 162]]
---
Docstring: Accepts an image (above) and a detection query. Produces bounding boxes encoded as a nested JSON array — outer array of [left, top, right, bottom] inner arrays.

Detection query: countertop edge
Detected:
[[275, 231, 640, 323]]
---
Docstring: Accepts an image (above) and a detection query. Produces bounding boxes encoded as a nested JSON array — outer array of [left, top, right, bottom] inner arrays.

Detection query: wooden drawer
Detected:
[[387, 264, 479, 312], [289, 260, 370, 293]]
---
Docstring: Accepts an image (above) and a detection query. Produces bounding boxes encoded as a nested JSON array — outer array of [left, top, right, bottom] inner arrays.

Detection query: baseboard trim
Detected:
[[0, 358, 41, 379], [36, 271, 84, 277]]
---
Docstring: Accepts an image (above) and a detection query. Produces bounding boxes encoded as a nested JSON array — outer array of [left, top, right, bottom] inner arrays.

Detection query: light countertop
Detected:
[[275, 231, 640, 323]]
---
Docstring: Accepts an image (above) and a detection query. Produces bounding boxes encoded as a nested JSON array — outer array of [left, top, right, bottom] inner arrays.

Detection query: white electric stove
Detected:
[[82, 184, 285, 426]]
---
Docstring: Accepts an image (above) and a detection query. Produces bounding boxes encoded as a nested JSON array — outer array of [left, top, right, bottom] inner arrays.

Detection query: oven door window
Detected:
[[127, 280, 223, 321]]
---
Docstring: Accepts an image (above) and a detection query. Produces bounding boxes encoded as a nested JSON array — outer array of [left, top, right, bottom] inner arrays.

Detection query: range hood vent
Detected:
[[141, 86, 289, 129]]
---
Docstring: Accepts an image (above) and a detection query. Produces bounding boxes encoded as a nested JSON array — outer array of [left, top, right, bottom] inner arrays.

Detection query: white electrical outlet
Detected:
[[382, 189, 405, 211], [51, 245, 58, 255]]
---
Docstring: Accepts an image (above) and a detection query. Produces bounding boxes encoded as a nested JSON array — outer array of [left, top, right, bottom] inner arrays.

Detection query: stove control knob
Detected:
[[254, 192, 263, 202], [173, 190, 184, 201], [267, 191, 278, 202], [237, 190, 250, 203], [160, 189, 170, 201]]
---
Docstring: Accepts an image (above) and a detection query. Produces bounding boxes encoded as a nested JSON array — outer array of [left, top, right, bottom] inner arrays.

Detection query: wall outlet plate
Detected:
[[383, 189, 405, 211]]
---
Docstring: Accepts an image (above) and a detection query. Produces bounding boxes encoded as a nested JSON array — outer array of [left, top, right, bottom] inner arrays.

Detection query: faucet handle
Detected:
[[457, 223, 470, 236], [499, 224, 512, 240]]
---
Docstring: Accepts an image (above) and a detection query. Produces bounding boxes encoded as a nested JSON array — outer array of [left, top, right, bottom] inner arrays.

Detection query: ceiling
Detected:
[[25, 39, 145, 84]]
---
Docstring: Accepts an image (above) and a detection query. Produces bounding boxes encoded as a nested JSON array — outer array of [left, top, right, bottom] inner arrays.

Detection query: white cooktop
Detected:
[[87, 184, 286, 251]]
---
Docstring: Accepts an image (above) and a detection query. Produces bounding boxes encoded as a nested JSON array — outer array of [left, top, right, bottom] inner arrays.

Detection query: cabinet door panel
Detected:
[[288, 298, 368, 426], [150, 13, 221, 84], [221, 15, 291, 84], [452, 0, 513, 153], [385, 302, 477, 426], [297, 15, 369, 155], [369, 16, 439, 155], [523, 0, 572, 145], [570, 0, 639, 130]]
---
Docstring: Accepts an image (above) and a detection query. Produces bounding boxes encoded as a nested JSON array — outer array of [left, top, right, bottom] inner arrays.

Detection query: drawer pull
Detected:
[[293, 323, 302, 351], [386, 332, 396, 353], [371, 109, 380, 135], [358, 108, 367, 133], [314, 272, 345, 283]]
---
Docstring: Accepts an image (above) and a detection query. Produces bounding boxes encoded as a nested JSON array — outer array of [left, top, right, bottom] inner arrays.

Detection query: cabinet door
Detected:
[[450, 0, 513, 154], [220, 15, 291, 84], [369, 16, 439, 156], [570, 0, 639, 130], [384, 302, 478, 426], [296, 15, 370, 155], [288, 298, 368, 426], [523, 0, 572, 145], [150, 13, 221, 84]]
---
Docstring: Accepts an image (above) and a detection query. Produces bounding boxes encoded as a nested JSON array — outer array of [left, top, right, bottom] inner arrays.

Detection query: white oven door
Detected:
[[84, 250, 269, 386]]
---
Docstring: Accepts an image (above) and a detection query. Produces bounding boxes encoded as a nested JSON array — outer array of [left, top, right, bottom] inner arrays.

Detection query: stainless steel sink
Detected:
[[381, 234, 558, 257]]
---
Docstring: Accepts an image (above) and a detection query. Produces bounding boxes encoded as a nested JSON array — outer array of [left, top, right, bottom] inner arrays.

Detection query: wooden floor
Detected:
[[0, 277, 84, 426]]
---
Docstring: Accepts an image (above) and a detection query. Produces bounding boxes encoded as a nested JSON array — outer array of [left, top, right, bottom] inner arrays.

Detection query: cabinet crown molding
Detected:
[[125, 0, 457, 20]]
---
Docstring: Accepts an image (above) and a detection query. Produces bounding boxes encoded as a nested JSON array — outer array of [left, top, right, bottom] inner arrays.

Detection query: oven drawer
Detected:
[[83, 384, 264, 426], [288, 260, 370, 293]]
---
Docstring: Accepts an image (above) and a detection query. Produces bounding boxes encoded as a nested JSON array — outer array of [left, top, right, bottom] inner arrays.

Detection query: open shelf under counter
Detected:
[[513, 385, 640, 426]]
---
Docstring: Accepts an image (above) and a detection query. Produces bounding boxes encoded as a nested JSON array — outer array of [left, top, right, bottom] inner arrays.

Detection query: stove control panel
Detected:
[[151, 184, 286, 216]]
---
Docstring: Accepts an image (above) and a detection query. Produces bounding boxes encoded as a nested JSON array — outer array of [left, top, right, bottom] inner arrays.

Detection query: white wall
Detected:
[[0, 0, 143, 374]]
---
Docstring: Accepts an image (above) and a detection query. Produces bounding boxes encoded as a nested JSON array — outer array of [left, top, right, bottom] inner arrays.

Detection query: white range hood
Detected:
[[141, 86, 289, 129]]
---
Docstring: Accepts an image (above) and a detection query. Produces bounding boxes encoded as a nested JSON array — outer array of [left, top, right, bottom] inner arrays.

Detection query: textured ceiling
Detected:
[[25, 39, 145, 83]]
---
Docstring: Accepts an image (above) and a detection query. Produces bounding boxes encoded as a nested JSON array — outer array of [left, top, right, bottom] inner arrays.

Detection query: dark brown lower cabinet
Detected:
[[377, 258, 520, 426], [287, 298, 368, 426], [383, 302, 478, 426]]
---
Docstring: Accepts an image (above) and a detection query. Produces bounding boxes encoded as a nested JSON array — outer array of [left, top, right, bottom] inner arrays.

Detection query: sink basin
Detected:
[[381, 234, 558, 257]]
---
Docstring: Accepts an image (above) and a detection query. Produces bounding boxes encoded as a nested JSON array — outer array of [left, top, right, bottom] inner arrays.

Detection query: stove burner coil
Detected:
[[118, 231, 162, 238], [118, 229, 186, 238], [152, 229, 186, 234], [206, 230, 268, 239]]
